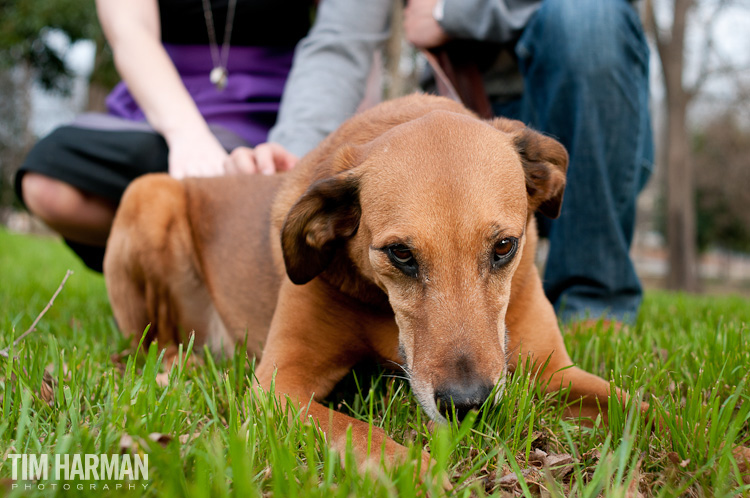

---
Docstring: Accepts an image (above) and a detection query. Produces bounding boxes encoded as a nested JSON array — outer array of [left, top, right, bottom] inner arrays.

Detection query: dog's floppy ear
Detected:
[[281, 172, 361, 285], [492, 117, 569, 219]]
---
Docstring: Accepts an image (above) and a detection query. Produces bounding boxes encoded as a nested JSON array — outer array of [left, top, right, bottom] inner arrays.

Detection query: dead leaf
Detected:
[[155, 372, 170, 387], [733, 445, 750, 485], [496, 467, 539, 494], [179, 431, 202, 445], [529, 430, 549, 452], [497, 472, 519, 487], [546, 453, 574, 479], [580, 448, 601, 463], [667, 451, 681, 465], [119, 434, 135, 453], [262, 466, 272, 481], [525, 449, 574, 479], [625, 457, 645, 498], [147, 433, 172, 447], [528, 448, 547, 468], [120, 432, 172, 454], [44, 362, 71, 381], [39, 371, 55, 406]]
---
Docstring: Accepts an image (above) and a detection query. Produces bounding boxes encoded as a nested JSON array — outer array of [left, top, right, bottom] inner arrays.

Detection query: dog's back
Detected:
[[105, 172, 285, 357], [182, 173, 285, 354]]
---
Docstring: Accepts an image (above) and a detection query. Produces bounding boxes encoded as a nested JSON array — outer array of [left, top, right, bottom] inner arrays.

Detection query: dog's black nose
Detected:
[[434, 382, 494, 420]]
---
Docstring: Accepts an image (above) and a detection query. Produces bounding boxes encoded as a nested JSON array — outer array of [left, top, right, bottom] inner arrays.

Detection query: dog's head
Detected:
[[281, 108, 567, 421]]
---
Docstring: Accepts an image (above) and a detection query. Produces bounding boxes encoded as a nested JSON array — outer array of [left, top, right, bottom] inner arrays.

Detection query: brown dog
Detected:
[[104, 94, 624, 467]]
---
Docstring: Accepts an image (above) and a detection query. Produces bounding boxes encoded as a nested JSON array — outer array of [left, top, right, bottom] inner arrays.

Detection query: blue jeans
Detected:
[[494, 0, 653, 323]]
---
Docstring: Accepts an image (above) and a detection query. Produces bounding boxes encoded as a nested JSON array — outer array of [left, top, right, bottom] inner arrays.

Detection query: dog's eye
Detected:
[[386, 244, 418, 276], [389, 245, 413, 264], [493, 237, 518, 267]]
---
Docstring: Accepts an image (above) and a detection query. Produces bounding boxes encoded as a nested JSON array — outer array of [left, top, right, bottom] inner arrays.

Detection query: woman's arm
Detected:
[[225, 0, 391, 174], [266, 0, 392, 158], [96, 0, 228, 178]]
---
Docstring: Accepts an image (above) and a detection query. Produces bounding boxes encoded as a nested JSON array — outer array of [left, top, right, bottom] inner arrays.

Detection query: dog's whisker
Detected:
[[386, 359, 412, 380], [505, 341, 521, 363], [383, 374, 410, 382]]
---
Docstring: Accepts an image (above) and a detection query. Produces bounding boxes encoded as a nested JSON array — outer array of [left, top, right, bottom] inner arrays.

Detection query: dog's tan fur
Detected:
[[105, 94, 624, 467]]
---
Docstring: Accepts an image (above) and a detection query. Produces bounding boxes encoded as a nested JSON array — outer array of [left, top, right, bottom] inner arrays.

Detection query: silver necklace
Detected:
[[201, 0, 237, 91]]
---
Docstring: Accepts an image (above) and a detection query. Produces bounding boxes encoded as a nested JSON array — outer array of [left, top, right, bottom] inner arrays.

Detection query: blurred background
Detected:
[[1, 0, 749, 296]]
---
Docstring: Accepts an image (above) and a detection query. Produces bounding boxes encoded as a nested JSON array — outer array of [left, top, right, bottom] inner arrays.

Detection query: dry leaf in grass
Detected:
[[148, 433, 172, 447], [155, 372, 170, 387], [496, 467, 541, 494], [179, 431, 202, 445], [39, 370, 56, 406], [529, 430, 549, 452], [497, 472, 519, 487], [734, 445, 750, 485], [546, 453, 574, 479], [625, 457, 645, 498], [119, 434, 135, 453], [44, 362, 71, 381], [528, 448, 547, 468], [580, 448, 601, 463], [120, 432, 172, 454], [666, 451, 690, 468], [526, 449, 574, 479], [482, 470, 497, 492]]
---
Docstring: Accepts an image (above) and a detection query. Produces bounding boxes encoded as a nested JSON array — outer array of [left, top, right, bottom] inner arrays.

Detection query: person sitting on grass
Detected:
[[15, 0, 307, 272]]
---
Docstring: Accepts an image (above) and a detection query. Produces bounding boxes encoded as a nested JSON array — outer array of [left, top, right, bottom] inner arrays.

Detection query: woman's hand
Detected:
[[224, 143, 299, 175], [98, 0, 229, 178], [166, 128, 229, 179]]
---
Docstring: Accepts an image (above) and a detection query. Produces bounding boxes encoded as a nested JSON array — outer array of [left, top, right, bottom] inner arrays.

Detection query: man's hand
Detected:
[[224, 143, 299, 175], [404, 0, 450, 49]]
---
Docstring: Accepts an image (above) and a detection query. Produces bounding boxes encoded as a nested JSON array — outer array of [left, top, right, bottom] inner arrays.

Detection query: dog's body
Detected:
[[105, 94, 622, 466]]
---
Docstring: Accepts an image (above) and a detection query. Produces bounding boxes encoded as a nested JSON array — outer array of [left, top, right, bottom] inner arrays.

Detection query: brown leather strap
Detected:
[[422, 46, 494, 119], [421, 48, 462, 103]]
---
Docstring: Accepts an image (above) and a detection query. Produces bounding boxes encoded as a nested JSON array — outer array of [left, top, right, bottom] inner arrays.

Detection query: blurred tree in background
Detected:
[[644, 0, 750, 290], [693, 113, 750, 254], [0, 0, 99, 93], [0, 0, 116, 219]]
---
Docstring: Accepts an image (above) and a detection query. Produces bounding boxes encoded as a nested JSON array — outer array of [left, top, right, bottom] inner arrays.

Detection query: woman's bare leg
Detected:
[[21, 173, 117, 246]]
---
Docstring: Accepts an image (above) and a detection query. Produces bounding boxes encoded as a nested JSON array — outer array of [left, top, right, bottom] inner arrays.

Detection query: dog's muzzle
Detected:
[[434, 380, 495, 420]]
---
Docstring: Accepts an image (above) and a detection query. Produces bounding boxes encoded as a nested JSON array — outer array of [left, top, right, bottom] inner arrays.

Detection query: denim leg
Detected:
[[513, 0, 654, 323]]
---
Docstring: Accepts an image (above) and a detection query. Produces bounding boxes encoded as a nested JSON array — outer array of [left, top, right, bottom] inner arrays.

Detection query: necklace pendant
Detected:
[[210, 66, 228, 91]]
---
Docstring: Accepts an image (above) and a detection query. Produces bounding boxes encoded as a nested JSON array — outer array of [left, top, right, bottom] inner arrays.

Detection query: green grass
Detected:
[[0, 226, 749, 497]]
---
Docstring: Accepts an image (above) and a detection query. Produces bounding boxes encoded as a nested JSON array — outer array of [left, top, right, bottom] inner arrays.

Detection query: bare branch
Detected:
[[0, 270, 73, 359], [643, 0, 667, 61], [689, 0, 733, 97]]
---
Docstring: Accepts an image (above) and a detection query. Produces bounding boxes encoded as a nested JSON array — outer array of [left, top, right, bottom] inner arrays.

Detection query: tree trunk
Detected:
[[664, 93, 698, 290], [86, 36, 112, 112], [656, 0, 700, 291], [86, 82, 109, 113]]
